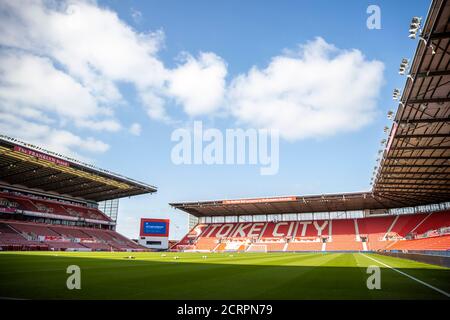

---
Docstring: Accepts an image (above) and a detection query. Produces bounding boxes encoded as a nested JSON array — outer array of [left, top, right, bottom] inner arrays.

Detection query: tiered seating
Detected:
[[326, 220, 361, 251], [12, 222, 60, 238], [0, 192, 111, 222], [358, 216, 395, 250], [389, 214, 427, 237], [327, 237, 362, 251], [261, 221, 295, 239], [195, 237, 218, 250], [294, 220, 329, 238], [49, 226, 90, 238], [0, 220, 143, 251], [286, 241, 322, 251], [215, 243, 227, 251], [389, 235, 450, 251], [413, 211, 450, 234], [175, 212, 450, 252], [253, 242, 285, 251], [0, 222, 31, 245], [0, 193, 39, 212], [173, 224, 209, 249], [61, 203, 110, 221]]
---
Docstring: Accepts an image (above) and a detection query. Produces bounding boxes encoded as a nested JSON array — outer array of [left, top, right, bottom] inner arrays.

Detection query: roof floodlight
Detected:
[[380, 139, 386, 144], [399, 58, 409, 75], [411, 16, 421, 24], [392, 88, 401, 100], [408, 17, 422, 39], [383, 126, 390, 133], [387, 110, 395, 120]]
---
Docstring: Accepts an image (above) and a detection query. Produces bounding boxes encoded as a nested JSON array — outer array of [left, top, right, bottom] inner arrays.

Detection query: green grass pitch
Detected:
[[0, 251, 448, 299]]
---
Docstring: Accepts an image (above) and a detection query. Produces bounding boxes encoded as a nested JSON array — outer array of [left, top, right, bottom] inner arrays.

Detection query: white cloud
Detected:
[[129, 123, 142, 136], [0, 1, 384, 161], [168, 52, 227, 116], [227, 37, 384, 140], [0, 52, 106, 120], [0, 113, 109, 160], [0, 0, 230, 157], [75, 119, 122, 132]]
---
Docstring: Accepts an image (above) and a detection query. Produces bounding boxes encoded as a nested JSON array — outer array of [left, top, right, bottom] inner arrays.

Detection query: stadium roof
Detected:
[[171, 0, 450, 218], [0, 135, 157, 202], [170, 193, 412, 217], [372, 0, 450, 205]]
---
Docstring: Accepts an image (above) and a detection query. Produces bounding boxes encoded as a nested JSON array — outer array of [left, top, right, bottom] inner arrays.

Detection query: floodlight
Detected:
[[399, 58, 409, 75], [387, 110, 395, 120], [392, 88, 401, 100], [408, 17, 422, 39]]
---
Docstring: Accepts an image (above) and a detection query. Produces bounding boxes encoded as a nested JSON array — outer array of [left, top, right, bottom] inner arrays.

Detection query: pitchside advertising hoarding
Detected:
[[138, 218, 170, 249]]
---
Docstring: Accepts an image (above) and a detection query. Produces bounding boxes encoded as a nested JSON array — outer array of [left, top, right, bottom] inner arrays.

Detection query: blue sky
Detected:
[[0, 0, 430, 239]]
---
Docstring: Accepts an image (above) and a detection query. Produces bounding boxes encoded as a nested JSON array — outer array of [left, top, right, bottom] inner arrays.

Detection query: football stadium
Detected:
[[0, 0, 450, 303]]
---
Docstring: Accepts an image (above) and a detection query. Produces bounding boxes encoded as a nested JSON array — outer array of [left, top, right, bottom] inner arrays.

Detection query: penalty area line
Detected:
[[361, 253, 450, 298]]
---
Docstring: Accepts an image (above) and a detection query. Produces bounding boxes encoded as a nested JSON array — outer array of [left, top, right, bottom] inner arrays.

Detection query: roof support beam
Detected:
[[0, 165, 42, 180], [415, 70, 450, 77], [430, 31, 450, 40], [376, 182, 449, 186], [385, 156, 450, 160], [53, 180, 95, 193], [389, 146, 450, 151], [379, 171, 450, 176], [29, 175, 80, 189], [375, 186, 450, 192], [395, 133, 450, 139], [374, 193, 413, 206], [72, 186, 120, 198], [9, 170, 63, 185], [407, 97, 450, 104], [379, 177, 450, 181], [381, 164, 450, 168], [397, 117, 450, 124], [379, 192, 447, 204], [380, 190, 450, 200]]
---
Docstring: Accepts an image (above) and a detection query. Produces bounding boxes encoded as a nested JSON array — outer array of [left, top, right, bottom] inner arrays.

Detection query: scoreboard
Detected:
[[138, 218, 170, 249]]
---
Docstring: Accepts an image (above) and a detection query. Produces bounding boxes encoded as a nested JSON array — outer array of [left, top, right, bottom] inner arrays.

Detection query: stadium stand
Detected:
[[173, 211, 450, 252], [286, 241, 322, 251], [0, 219, 142, 251], [0, 136, 157, 252], [358, 216, 396, 250], [388, 235, 450, 251]]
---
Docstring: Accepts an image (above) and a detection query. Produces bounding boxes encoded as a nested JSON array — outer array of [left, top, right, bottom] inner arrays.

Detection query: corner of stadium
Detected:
[[0, 0, 449, 309]]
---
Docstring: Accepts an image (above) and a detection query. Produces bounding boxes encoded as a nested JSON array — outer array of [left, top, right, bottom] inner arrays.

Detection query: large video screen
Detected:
[[140, 219, 169, 237]]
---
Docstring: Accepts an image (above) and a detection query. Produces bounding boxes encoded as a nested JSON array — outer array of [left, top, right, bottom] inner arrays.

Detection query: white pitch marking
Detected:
[[361, 253, 450, 298]]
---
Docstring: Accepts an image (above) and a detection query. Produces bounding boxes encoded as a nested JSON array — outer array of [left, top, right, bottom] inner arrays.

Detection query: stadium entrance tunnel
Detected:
[[0, 252, 448, 300]]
